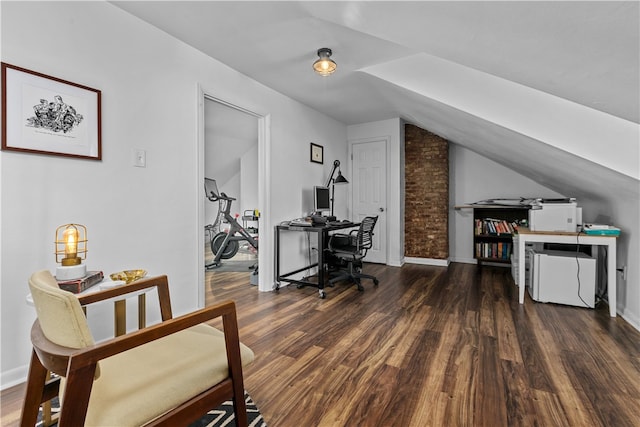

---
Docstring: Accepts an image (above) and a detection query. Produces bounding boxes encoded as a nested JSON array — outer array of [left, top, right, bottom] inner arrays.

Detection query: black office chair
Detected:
[[327, 216, 379, 291]]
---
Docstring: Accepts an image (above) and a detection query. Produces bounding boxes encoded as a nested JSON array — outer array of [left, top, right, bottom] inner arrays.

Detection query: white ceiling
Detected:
[[111, 1, 639, 200], [112, 1, 638, 125]]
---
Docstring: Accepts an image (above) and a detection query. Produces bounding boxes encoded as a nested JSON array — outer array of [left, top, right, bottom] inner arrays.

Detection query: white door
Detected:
[[351, 139, 387, 264]]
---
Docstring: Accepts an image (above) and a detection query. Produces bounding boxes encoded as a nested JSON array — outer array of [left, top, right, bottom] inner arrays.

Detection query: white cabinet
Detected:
[[528, 249, 596, 308]]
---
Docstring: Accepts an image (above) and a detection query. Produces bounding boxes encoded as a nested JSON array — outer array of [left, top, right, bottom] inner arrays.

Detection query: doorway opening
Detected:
[[197, 89, 271, 307], [204, 98, 258, 275]]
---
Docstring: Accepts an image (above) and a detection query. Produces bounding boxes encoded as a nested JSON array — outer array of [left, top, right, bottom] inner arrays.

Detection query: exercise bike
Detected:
[[204, 178, 258, 270]]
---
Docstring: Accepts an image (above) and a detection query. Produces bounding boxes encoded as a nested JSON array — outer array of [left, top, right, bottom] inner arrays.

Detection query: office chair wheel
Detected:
[[356, 283, 364, 292], [374, 279, 379, 286], [319, 289, 326, 299], [211, 232, 239, 259]]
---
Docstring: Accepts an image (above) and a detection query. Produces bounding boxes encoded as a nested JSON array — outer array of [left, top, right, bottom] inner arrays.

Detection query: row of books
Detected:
[[475, 242, 512, 260], [474, 218, 520, 235]]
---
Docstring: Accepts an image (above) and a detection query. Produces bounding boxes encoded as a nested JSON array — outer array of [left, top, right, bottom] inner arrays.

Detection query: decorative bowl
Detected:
[[109, 269, 147, 284]]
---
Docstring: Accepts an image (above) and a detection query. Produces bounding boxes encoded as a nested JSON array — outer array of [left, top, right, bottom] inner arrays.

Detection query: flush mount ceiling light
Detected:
[[313, 47, 337, 76]]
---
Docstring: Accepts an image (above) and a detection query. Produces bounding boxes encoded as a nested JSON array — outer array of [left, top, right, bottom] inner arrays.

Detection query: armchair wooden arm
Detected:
[[77, 275, 173, 321], [31, 300, 241, 376]]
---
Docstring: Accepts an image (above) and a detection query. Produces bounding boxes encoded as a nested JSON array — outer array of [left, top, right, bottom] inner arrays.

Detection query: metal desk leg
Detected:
[[115, 293, 147, 335], [138, 294, 146, 329], [317, 228, 326, 298], [274, 226, 280, 290], [518, 235, 526, 304], [114, 300, 126, 336]]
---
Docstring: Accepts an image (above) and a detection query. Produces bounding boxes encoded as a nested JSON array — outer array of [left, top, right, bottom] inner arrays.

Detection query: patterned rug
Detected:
[[37, 392, 267, 427], [189, 392, 267, 427]]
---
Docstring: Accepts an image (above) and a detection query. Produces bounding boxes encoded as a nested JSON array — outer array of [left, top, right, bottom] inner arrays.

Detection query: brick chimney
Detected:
[[404, 124, 449, 260]]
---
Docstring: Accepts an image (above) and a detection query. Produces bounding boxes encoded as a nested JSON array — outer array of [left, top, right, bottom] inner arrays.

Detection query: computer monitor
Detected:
[[314, 186, 331, 214], [204, 178, 220, 201]]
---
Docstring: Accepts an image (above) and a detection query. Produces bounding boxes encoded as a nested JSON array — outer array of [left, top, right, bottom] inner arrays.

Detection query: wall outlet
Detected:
[[618, 265, 628, 281], [133, 149, 146, 167]]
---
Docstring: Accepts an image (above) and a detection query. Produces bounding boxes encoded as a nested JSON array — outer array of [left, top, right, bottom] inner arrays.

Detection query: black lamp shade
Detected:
[[334, 171, 349, 184]]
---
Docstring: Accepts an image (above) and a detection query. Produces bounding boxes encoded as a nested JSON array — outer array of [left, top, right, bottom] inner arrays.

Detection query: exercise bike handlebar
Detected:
[[207, 191, 236, 202]]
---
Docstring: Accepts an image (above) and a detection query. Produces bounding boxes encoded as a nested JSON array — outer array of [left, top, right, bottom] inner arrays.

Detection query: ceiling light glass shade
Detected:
[[313, 48, 337, 76]]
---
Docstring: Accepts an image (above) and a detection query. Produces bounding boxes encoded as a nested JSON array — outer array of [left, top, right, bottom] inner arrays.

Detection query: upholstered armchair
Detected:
[[21, 271, 254, 426]]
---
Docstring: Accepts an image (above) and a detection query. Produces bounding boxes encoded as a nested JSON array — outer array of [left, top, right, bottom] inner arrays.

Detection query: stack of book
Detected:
[[475, 242, 512, 260], [583, 224, 621, 236], [475, 218, 520, 235], [56, 270, 104, 293]]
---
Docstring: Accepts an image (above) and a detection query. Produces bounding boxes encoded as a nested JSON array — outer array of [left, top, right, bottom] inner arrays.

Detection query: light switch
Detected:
[[133, 149, 146, 167]]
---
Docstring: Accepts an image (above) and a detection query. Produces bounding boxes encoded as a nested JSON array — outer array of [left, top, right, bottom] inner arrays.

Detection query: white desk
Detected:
[[516, 227, 618, 317]]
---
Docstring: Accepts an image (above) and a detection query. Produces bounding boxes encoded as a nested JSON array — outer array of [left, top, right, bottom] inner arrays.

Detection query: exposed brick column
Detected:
[[404, 124, 449, 259]]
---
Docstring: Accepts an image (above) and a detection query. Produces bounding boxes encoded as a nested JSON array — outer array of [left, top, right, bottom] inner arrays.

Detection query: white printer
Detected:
[[528, 199, 580, 232]]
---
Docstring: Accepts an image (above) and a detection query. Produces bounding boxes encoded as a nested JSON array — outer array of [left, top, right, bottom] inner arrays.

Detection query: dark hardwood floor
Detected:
[[3, 262, 640, 426]]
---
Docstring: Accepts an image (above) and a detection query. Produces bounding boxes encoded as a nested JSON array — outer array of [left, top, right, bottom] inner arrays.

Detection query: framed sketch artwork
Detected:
[[1, 63, 102, 160], [310, 142, 323, 164]]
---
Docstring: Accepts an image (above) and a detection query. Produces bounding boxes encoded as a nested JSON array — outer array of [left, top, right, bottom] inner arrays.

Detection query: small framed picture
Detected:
[[310, 142, 323, 164], [1, 62, 102, 160]]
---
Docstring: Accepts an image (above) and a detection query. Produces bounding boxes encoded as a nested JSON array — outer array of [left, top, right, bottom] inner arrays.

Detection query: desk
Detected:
[[274, 221, 359, 298], [516, 227, 618, 317]]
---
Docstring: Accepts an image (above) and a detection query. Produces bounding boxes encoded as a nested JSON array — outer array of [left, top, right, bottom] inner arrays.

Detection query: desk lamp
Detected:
[[55, 223, 88, 280], [325, 160, 349, 219]]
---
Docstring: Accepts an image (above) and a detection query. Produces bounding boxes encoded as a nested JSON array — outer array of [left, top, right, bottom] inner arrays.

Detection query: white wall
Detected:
[[241, 144, 259, 216], [0, 1, 347, 389], [449, 144, 565, 263]]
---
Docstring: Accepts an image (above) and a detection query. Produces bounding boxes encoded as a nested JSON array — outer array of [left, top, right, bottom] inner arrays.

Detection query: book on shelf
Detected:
[[475, 218, 521, 236], [475, 242, 512, 260], [56, 270, 104, 293]]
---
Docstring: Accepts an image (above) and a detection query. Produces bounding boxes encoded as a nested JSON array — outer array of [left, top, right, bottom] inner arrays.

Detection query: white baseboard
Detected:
[[404, 257, 449, 267], [1, 364, 28, 391], [449, 256, 476, 264], [621, 309, 640, 333]]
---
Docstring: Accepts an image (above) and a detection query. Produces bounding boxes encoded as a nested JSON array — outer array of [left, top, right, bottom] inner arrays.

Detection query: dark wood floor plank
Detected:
[[3, 262, 640, 427], [500, 359, 539, 426], [476, 335, 509, 426], [562, 349, 640, 427]]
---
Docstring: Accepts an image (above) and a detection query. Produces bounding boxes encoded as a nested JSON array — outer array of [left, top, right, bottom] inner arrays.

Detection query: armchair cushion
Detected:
[[69, 324, 254, 426], [29, 270, 95, 350], [28, 270, 101, 378]]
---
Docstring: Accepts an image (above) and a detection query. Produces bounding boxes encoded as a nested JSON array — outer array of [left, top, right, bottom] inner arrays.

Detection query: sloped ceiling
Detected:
[[111, 1, 639, 202]]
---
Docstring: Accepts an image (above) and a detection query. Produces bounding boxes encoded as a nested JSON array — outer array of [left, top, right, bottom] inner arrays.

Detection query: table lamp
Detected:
[[55, 223, 87, 280], [325, 160, 349, 218]]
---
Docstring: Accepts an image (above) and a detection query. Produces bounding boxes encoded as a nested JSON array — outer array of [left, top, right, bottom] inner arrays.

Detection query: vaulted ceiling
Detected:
[[112, 1, 639, 201]]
